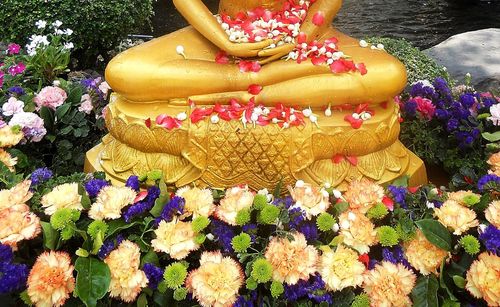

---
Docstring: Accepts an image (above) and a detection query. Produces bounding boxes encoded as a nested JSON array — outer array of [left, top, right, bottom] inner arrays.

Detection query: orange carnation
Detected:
[[466, 252, 500, 306], [0, 204, 41, 249], [344, 179, 384, 214], [404, 230, 448, 275]]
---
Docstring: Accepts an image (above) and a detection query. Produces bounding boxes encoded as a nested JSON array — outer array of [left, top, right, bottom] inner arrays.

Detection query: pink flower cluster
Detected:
[[413, 96, 436, 120], [7, 62, 26, 77], [33, 86, 67, 110]]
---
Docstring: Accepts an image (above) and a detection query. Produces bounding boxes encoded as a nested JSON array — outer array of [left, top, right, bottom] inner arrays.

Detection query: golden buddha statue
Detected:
[[85, 0, 427, 190]]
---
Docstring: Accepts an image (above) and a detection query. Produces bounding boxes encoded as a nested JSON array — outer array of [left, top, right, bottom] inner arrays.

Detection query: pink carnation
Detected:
[[414, 96, 436, 120], [78, 94, 93, 114], [33, 86, 67, 110], [2, 97, 25, 116]]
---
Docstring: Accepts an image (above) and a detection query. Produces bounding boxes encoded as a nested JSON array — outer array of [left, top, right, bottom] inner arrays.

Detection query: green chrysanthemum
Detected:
[[367, 203, 389, 220], [316, 213, 336, 232], [377, 226, 399, 247], [270, 280, 284, 298], [164, 262, 188, 289], [50, 208, 74, 230], [251, 258, 273, 283], [87, 220, 108, 239], [459, 235, 480, 255], [236, 208, 252, 226], [60, 226, 75, 241], [173, 287, 188, 301], [246, 277, 258, 290], [192, 216, 210, 232], [253, 194, 268, 210], [351, 293, 370, 307], [462, 194, 480, 207], [231, 233, 252, 253], [195, 233, 206, 244], [259, 204, 280, 224], [395, 223, 416, 242], [147, 169, 163, 181]]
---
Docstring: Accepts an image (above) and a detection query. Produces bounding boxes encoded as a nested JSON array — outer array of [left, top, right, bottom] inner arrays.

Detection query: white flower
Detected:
[[2, 97, 25, 116], [52, 20, 63, 28], [35, 20, 47, 29], [55, 29, 65, 35], [176, 45, 186, 59], [487, 104, 500, 126], [377, 43, 385, 50], [63, 42, 74, 50], [210, 115, 220, 124], [64, 28, 73, 36], [359, 40, 368, 48]]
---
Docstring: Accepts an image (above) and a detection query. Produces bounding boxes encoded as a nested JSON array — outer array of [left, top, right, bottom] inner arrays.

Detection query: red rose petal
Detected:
[[145, 118, 151, 128], [358, 254, 370, 268], [330, 60, 348, 73], [312, 11, 325, 26], [408, 186, 420, 193], [344, 115, 363, 129], [215, 50, 229, 64], [297, 32, 307, 44], [382, 196, 394, 211], [356, 62, 367, 75], [134, 191, 148, 203], [311, 55, 327, 66]]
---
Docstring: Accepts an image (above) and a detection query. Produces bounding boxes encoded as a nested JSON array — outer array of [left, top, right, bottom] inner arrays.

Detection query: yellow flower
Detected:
[[104, 240, 148, 303], [41, 183, 83, 216], [363, 261, 416, 307], [0, 148, 17, 172], [404, 230, 448, 275], [88, 186, 136, 220], [447, 190, 481, 207], [344, 179, 384, 214], [176, 186, 215, 219], [288, 183, 330, 219], [0, 204, 41, 250], [27, 251, 75, 307], [485, 200, 500, 229], [487, 152, 500, 176], [319, 245, 366, 291], [151, 219, 199, 260], [264, 232, 318, 285], [216, 186, 254, 225], [0, 125, 23, 147], [339, 211, 378, 254], [466, 252, 500, 306], [0, 180, 32, 210], [434, 200, 479, 235], [186, 251, 244, 307]]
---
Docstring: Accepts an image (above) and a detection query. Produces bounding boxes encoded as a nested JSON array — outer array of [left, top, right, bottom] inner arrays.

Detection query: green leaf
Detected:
[[41, 221, 59, 250], [334, 201, 349, 215], [39, 106, 55, 131], [415, 219, 452, 251], [411, 275, 439, 307], [78, 183, 91, 210], [482, 131, 500, 142], [141, 249, 160, 267], [106, 220, 141, 239], [74, 257, 111, 307], [391, 175, 409, 187], [150, 194, 169, 218], [55, 103, 72, 121], [137, 293, 148, 307], [273, 178, 284, 198], [452, 275, 466, 289]]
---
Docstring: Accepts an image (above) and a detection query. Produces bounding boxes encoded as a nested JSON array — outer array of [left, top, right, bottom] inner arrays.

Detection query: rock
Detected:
[[424, 28, 500, 91]]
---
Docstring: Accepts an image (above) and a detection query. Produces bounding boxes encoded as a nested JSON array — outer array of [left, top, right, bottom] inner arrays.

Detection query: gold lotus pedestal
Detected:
[[85, 94, 427, 190]]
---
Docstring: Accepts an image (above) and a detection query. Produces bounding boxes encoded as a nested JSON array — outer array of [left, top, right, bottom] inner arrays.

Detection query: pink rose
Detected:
[[7, 43, 21, 55], [78, 94, 93, 114], [414, 96, 436, 120], [33, 86, 67, 110], [2, 97, 25, 116]]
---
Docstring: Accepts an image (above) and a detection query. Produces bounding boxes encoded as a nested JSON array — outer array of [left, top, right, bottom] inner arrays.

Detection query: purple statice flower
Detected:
[[284, 274, 330, 304], [478, 174, 500, 191], [30, 167, 53, 186], [388, 185, 407, 208], [433, 78, 453, 102], [84, 179, 110, 198], [210, 218, 235, 253], [299, 222, 318, 242], [410, 81, 436, 99], [0, 244, 29, 294], [143, 263, 163, 290], [125, 175, 140, 191], [446, 118, 459, 132], [368, 259, 378, 270], [81, 78, 98, 89], [0, 244, 13, 264], [8, 86, 25, 96], [242, 224, 257, 242], [98, 235, 124, 260], [124, 186, 161, 222], [482, 97, 496, 108], [234, 291, 258, 307], [155, 196, 184, 225], [460, 93, 476, 109], [288, 206, 306, 229], [403, 99, 417, 117], [382, 246, 412, 269], [479, 225, 500, 255], [435, 109, 450, 120]]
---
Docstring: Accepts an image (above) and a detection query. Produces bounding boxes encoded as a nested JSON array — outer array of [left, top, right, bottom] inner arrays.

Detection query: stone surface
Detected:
[[424, 28, 500, 90]]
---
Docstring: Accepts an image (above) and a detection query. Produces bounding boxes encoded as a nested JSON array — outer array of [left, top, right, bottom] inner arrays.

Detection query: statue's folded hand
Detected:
[[257, 44, 296, 65], [221, 39, 275, 58]]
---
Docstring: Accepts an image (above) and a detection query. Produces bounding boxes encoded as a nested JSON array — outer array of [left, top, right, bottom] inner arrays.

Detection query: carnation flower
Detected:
[[0, 180, 32, 210], [485, 200, 500, 229], [264, 232, 318, 285], [0, 125, 23, 147], [344, 179, 384, 214], [339, 211, 378, 254], [488, 152, 500, 176], [447, 190, 481, 207], [412, 96, 436, 120], [176, 186, 215, 219], [216, 186, 254, 225], [88, 186, 136, 220], [404, 230, 448, 275], [151, 219, 199, 260], [33, 86, 67, 110], [363, 261, 416, 307], [288, 182, 330, 219], [8, 112, 46, 142], [186, 251, 244, 307], [319, 245, 366, 291], [466, 252, 500, 306], [0, 204, 41, 249], [434, 200, 479, 235], [99, 81, 111, 96], [488, 103, 500, 126], [41, 183, 83, 215], [104, 240, 148, 302], [27, 251, 75, 307], [78, 94, 93, 114], [0, 148, 17, 171], [2, 97, 24, 116]]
